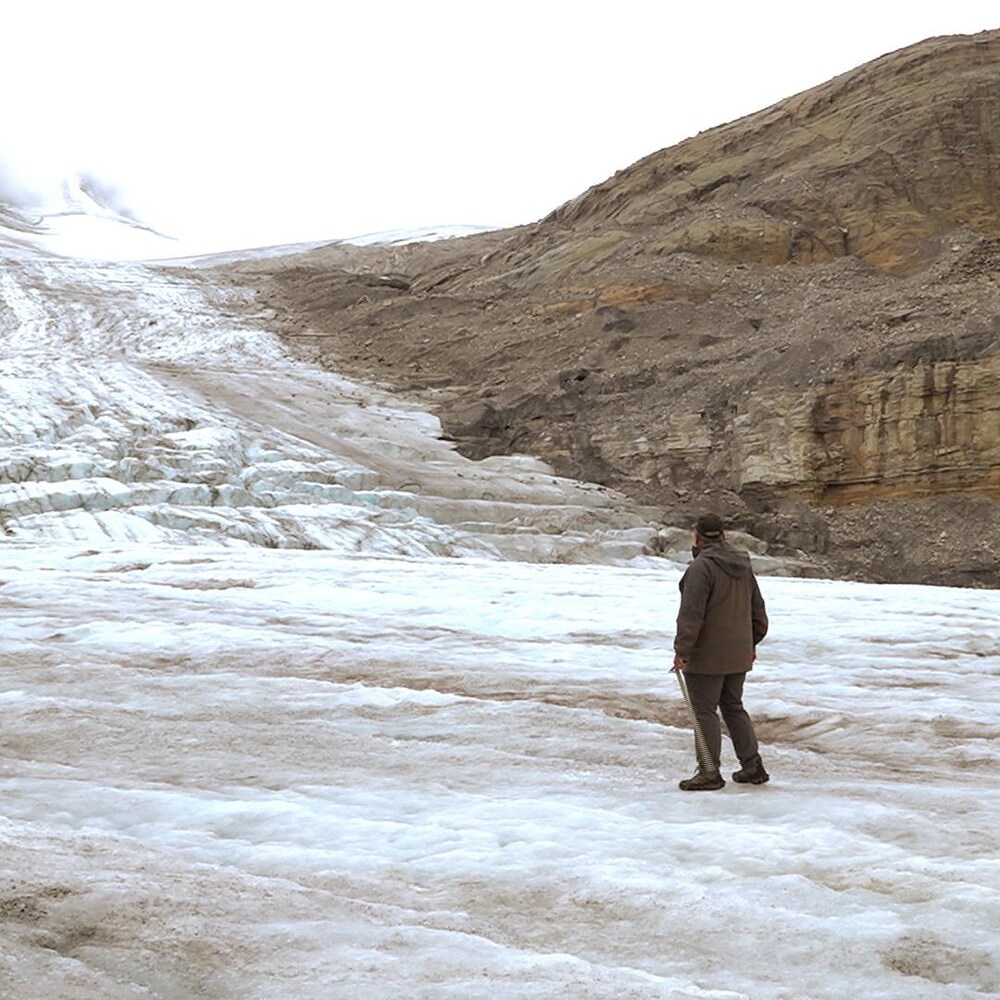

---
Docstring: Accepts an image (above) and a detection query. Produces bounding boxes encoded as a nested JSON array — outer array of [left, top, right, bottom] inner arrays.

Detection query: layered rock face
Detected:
[[589, 336, 1000, 509], [224, 30, 1000, 585], [808, 355, 1000, 504]]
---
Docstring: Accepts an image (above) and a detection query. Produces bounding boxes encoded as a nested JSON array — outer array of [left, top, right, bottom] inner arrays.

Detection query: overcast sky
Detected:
[[2, 1, 997, 253]]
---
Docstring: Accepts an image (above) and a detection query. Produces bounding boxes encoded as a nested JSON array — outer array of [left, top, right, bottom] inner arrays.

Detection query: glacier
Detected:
[[0, 226, 997, 999]]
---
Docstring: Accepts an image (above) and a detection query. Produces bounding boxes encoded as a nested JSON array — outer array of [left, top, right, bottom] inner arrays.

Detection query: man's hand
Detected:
[[673, 654, 687, 672]]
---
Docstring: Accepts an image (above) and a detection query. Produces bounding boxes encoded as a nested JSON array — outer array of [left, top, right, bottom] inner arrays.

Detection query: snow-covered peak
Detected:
[[0, 172, 181, 261]]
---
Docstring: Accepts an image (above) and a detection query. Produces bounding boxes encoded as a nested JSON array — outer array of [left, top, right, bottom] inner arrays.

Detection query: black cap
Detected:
[[695, 513, 725, 538]]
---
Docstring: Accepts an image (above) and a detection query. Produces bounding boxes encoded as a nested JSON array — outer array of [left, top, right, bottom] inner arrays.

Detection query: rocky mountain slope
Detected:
[[213, 29, 1000, 586]]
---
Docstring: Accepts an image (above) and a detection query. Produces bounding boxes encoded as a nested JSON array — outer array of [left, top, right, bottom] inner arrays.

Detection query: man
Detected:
[[673, 513, 769, 791]]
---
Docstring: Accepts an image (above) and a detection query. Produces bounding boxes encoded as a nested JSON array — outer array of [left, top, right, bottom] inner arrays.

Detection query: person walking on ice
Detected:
[[673, 513, 770, 791]]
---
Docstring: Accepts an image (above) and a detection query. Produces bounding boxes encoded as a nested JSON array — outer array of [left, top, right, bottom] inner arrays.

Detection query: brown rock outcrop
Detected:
[[217, 30, 1000, 586], [808, 355, 1000, 504]]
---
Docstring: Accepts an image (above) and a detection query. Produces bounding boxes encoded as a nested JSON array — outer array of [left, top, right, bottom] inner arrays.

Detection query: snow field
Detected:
[[1, 548, 998, 998]]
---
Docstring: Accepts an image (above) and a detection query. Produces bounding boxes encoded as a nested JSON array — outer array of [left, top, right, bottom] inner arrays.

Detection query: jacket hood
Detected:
[[698, 540, 752, 578]]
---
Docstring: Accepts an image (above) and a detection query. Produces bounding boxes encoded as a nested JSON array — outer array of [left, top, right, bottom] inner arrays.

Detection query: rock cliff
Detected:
[[219, 30, 1000, 585]]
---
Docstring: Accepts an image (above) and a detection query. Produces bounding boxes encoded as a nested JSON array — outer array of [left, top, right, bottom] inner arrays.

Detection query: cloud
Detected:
[[0, 157, 57, 208], [0, 152, 131, 216]]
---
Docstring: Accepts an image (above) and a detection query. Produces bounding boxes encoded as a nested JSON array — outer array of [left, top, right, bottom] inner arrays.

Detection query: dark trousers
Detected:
[[684, 671, 759, 771]]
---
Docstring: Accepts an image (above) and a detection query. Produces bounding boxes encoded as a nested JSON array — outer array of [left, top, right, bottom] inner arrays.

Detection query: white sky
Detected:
[[3, 0, 998, 252]]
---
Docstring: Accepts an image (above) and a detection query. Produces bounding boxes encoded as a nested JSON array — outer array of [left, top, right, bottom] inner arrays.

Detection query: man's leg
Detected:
[[719, 672, 762, 768], [681, 673, 724, 772]]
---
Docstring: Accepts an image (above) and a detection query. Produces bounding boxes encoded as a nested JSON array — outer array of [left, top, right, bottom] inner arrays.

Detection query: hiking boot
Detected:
[[732, 756, 769, 785], [678, 771, 725, 791]]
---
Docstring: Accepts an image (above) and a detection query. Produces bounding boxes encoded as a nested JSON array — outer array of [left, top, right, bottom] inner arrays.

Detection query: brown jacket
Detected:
[[674, 540, 768, 675]]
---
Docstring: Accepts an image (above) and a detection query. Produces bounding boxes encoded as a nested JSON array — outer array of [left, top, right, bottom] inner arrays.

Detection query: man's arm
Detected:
[[751, 575, 768, 646], [674, 560, 712, 668]]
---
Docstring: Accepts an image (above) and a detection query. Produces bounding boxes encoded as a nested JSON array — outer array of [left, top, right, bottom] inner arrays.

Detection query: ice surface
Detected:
[[1, 551, 998, 998], [0, 255, 654, 562], [1, 246, 998, 998]]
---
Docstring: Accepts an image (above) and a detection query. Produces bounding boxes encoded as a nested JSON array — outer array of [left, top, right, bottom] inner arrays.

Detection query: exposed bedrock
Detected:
[[225, 30, 1000, 585]]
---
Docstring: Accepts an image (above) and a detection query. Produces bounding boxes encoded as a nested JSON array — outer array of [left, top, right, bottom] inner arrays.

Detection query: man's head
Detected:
[[693, 512, 725, 549]]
